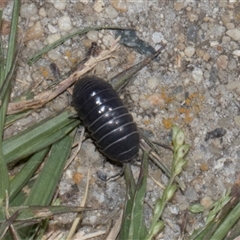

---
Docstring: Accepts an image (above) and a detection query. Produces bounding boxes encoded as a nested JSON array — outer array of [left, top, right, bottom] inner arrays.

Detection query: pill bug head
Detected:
[[72, 76, 139, 163]]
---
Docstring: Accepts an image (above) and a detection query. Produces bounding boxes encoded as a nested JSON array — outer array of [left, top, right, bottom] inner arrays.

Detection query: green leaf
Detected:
[[189, 204, 205, 214], [9, 148, 50, 202], [119, 151, 149, 240], [23, 133, 74, 206], [0, 0, 20, 206], [3, 111, 80, 164]]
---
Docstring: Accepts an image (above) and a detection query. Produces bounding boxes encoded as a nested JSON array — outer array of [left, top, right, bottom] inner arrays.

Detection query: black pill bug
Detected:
[[72, 76, 139, 162]]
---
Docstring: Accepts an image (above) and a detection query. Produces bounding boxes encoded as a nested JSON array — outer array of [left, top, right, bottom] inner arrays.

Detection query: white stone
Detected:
[[110, 0, 128, 13], [39, 7, 47, 17], [58, 16, 72, 32], [48, 24, 58, 34], [105, 5, 118, 19], [139, 99, 151, 110], [192, 68, 203, 83], [46, 33, 61, 44], [54, 0, 67, 10], [234, 116, 240, 126], [102, 34, 115, 47], [233, 50, 240, 57], [226, 28, 240, 41], [226, 81, 240, 92], [184, 46, 195, 57], [152, 32, 164, 44], [48, 49, 62, 60], [210, 41, 219, 47], [93, 0, 105, 13], [214, 158, 226, 170], [89, 216, 97, 225], [20, 3, 38, 18], [87, 30, 99, 42], [147, 77, 158, 90]]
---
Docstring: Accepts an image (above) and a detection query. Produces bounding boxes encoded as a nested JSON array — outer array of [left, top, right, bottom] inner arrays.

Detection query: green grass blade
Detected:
[[0, 0, 20, 206], [119, 152, 149, 240], [0, 205, 87, 225], [3, 1, 19, 76], [5, 120, 79, 164], [210, 202, 240, 240], [9, 148, 50, 202], [28, 26, 129, 65], [0, 150, 8, 206], [3, 111, 80, 163], [119, 164, 136, 239], [124, 163, 136, 198], [5, 111, 32, 129], [23, 133, 74, 206], [10, 179, 35, 207], [128, 151, 148, 239], [0, 10, 4, 82]]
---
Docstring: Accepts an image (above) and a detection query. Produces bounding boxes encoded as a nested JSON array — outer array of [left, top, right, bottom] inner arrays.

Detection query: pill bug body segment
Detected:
[[73, 76, 139, 162]]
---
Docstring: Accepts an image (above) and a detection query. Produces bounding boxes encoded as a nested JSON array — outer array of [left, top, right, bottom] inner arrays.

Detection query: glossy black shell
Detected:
[[72, 76, 139, 162]]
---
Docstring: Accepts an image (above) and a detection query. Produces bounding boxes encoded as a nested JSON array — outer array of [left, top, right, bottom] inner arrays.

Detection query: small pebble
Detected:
[[192, 68, 203, 83], [105, 5, 118, 19], [126, 52, 136, 65], [139, 99, 152, 110], [226, 22, 235, 29], [89, 215, 97, 225], [234, 116, 240, 126], [110, 0, 128, 13], [65, 169, 73, 179], [226, 81, 240, 92], [152, 32, 164, 44], [233, 50, 240, 57], [185, 187, 198, 201], [226, 28, 240, 41], [217, 55, 228, 69], [24, 21, 44, 42], [58, 16, 73, 32], [214, 157, 227, 170], [87, 30, 99, 42], [205, 128, 226, 141], [48, 49, 62, 60], [20, 3, 38, 18], [200, 196, 213, 209], [165, 8, 176, 21], [102, 34, 115, 47], [93, 0, 105, 13], [46, 33, 61, 44], [203, 52, 211, 62], [147, 77, 158, 90], [147, 93, 165, 107], [187, 11, 198, 22], [39, 7, 47, 17], [187, 24, 198, 43], [72, 172, 83, 184], [54, 0, 67, 10], [173, 2, 184, 11], [48, 24, 58, 34], [200, 162, 209, 171], [184, 46, 195, 57]]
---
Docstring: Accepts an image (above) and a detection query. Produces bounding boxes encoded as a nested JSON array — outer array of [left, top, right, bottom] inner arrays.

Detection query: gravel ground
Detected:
[[3, 0, 240, 239]]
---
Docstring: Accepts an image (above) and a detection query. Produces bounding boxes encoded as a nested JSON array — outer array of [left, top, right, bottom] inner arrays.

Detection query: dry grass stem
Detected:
[[71, 230, 106, 240], [7, 41, 120, 114], [64, 128, 85, 171], [67, 169, 90, 240], [106, 210, 123, 240]]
